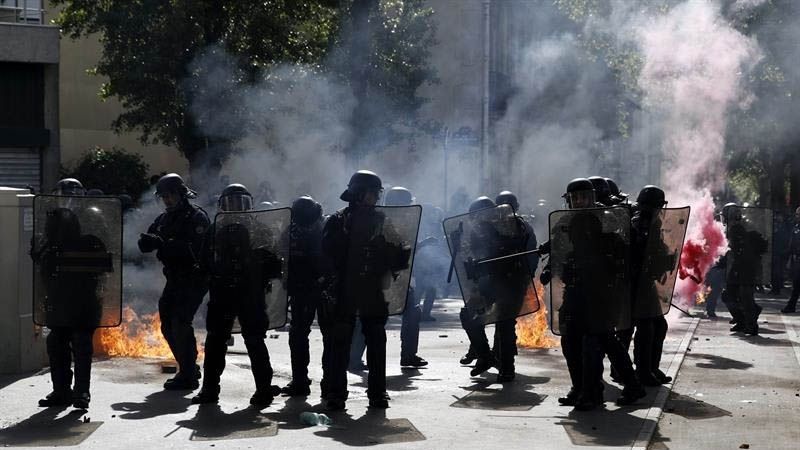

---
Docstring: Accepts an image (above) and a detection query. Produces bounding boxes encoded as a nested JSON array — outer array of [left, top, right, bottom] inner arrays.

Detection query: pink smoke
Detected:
[[635, 1, 761, 304]]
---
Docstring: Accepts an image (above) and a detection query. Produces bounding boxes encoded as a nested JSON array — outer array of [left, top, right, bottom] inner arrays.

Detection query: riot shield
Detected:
[[634, 207, 690, 318], [212, 208, 291, 331], [344, 205, 421, 316], [32, 195, 123, 328], [725, 206, 773, 285], [443, 204, 539, 326], [548, 207, 631, 336]]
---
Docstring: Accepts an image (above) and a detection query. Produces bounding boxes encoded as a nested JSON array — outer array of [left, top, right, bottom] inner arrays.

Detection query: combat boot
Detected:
[[400, 355, 429, 368], [250, 385, 281, 407], [368, 392, 390, 409], [469, 356, 496, 376], [459, 351, 477, 365], [557, 388, 579, 406], [615, 385, 646, 406], [38, 390, 73, 407], [72, 392, 91, 410], [281, 380, 311, 397], [191, 385, 220, 404]]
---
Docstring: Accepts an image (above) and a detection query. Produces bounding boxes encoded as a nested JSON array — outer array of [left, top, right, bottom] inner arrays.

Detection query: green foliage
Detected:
[[51, 0, 341, 165], [51, 0, 437, 167], [61, 147, 150, 200]]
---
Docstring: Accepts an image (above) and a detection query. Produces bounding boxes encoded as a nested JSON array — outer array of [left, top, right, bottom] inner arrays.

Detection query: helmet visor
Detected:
[[566, 190, 596, 209], [219, 193, 254, 212]]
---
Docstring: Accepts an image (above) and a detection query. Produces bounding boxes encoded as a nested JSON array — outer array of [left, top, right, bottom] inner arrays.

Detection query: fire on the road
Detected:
[[516, 281, 559, 349], [94, 306, 176, 358]]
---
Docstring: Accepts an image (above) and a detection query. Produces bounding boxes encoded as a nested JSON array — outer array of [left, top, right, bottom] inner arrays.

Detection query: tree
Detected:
[[61, 147, 150, 199], [52, 0, 437, 173], [52, 0, 341, 175]]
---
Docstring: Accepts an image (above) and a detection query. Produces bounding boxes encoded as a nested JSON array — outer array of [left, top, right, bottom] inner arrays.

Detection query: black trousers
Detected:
[[723, 284, 758, 327], [159, 276, 207, 378], [459, 309, 517, 373], [561, 332, 604, 401], [786, 259, 800, 308], [47, 327, 95, 394], [203, 288, 272, 391], [401, 288, 421, 360], [617, 316, 666, 378], [288, 292, 326, 385], [326, 314, 388, 402]]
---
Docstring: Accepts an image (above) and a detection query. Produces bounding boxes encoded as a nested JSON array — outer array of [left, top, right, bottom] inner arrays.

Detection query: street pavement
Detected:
[[0, 295, 797, 449]]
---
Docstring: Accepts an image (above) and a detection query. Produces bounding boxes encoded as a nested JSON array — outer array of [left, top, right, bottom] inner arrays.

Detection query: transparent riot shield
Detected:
[[443, 204, 539, 326], [343, 205, 421, 317], [725, 206, 773, 285], [212, 208, 291, 331], [634, 207, 690, 318], [548, 207, 631, 336], [32, 195, 123, 328]]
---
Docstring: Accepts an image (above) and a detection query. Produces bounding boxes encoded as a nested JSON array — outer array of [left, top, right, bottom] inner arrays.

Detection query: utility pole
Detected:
[[480, 0, 491, 194]]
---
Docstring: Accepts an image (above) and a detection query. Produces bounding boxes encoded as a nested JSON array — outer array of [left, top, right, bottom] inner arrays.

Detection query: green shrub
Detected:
[[61, 147, 150, 200]]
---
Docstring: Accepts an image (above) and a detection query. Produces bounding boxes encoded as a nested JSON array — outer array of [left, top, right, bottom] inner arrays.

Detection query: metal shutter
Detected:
[[0, 148, 40, 192]]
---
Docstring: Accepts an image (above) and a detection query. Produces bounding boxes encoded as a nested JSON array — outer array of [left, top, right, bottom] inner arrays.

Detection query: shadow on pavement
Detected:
[[732, 334, 795, 347], [263, 396, 325, 431], [688, 353, 754, 370], [110, 389, 192, 420], [352, 368, 441, 393], [314, 408, 425, 446], [0, 408, 101, 447], [555, 408, 656, 447], [176, 404, 277, 441], [450, 373, 550, 411], [662, 392, 732, 420], [0, 370, 41, 391]]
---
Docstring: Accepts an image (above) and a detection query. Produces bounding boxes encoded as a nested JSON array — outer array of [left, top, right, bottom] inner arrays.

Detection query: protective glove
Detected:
[[539, 269, 552, 286], [138, 233, 163, 253]]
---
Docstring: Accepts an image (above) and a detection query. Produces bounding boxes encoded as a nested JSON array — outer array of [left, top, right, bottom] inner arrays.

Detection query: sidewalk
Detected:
[[650, 296, 800, 450], [0, 298, 700, 449]]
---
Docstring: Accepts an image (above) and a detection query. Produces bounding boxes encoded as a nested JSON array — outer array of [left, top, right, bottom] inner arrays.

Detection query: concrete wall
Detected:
[[0, 22, 59, 190]]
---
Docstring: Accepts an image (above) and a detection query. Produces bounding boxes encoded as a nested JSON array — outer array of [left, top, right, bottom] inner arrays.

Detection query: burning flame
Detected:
[[516, 281, 559, 348], [694, 285, 711, 306], [94, 306, 202, 359]]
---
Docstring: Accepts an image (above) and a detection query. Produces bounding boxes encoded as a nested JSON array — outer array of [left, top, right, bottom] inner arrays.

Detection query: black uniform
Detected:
[[194, 217, 281, 403], [782, 221, 800, 311], [723, 219, 768, 333], [322, 205, 410, 407], [286, 216, 329, 393], [33, 209, 108, 407], [139, 199, 209, 385]]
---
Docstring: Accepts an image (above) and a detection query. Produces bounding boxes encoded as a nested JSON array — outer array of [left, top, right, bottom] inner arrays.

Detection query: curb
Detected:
[[631, 317, 701, 450]]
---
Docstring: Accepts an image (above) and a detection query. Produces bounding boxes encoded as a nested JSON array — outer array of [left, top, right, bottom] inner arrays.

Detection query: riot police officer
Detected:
[[540, 178, 644, 410], [624, 186, 673, 385], [322, 170, 413, 410], [32, 178, 109, 409], [138, 173, 209, 390], [192, 184, 281, 405], [604, 177, 628, 206], [782, 206, 800, 313], [384, 187, 428, 368], [282, 195, 328, 396], [722, 203, 768, 335]]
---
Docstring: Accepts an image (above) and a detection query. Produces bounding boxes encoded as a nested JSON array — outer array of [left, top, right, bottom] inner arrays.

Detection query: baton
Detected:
[[474, 248, 541, 266], [671, 302, 694, 318]]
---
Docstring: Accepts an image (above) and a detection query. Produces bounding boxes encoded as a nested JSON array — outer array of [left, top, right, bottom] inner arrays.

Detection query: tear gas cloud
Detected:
[[127, 0, 794, 306]]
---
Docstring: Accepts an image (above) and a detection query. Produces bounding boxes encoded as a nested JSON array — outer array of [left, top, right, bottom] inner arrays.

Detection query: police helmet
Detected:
[[291, 195, 323, 227], [384, 187, 414, 206], [563, 178, 596, 209], [495, 190, 520, 211], [469, 196, 496, 213], [340, 170, 383, 202], [155, 173, 196, 199], [218, 183, 254, 212], [588, 176, 612, 202], [605, 177, 628, 199], [636, 185, 667, 209], [53, 178, 85, 196]]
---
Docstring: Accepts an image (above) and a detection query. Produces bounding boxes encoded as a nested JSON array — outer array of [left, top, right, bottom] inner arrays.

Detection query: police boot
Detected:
[[400, 355, 429, 368], [653, 369, 672, 384], [469, 356, 496, 377], [191, 385, 220, 404], [615, 385, 646, 406], [38, 390, 73, 407], [459, 350, 477, 365], [281, 379, 311, 397], [250, 385, 281, 407], [496, 371, 516, 383], [557, 388, 579, 406], [368, 392, 390, 409], [72, 392, 91, 410]]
